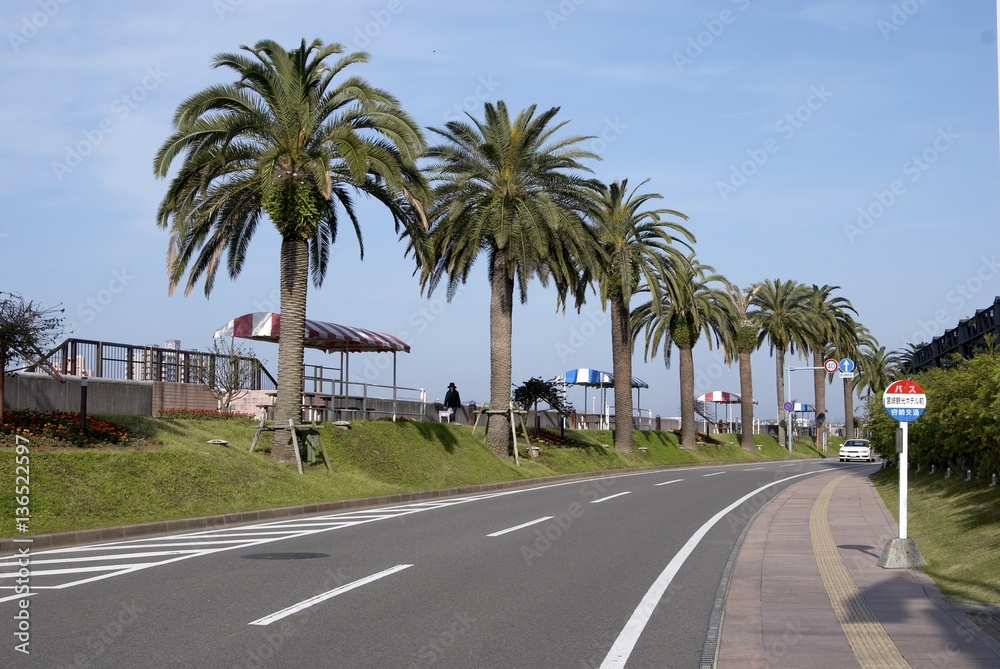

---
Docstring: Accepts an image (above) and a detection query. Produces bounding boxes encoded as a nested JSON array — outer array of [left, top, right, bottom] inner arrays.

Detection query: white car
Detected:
[[839, 439, 876, 462]]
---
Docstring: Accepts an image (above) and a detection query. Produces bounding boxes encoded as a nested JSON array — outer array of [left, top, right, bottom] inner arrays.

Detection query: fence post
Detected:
[[80, 375, 88, 435]]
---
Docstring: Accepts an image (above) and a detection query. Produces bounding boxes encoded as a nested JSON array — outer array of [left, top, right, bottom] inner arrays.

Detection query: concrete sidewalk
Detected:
[[715, 466, 1000, 668]]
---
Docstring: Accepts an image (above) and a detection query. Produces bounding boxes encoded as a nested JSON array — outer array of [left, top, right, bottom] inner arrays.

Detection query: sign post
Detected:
[[877, 379, 927, 569]]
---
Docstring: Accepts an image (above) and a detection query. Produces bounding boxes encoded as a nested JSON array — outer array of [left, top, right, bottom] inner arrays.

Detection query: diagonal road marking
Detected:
[[248, 564, 413, 626]]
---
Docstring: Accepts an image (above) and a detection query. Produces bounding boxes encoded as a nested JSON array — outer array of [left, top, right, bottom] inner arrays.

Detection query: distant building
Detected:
[[911, 296, 1000, 372]]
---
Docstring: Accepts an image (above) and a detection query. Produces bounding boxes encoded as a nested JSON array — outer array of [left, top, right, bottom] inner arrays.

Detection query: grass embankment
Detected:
[[871, 468, 1000, 606], [0, 416, 823, 537]]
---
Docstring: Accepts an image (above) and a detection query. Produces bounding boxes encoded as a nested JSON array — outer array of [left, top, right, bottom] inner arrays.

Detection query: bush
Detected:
[[862, 349, 1000, 476], [157, 408, 256, 421]]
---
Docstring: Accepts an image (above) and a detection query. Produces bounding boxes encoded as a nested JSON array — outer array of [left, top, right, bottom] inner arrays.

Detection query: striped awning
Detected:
[[562, 368, 648, 388], [697, 391, 758, 404], [214, 312, 410, 354]]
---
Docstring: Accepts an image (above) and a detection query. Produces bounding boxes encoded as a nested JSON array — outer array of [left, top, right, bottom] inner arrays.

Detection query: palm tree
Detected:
[[154, 39, 427, 464], [420, 101, 599, 457], [632, 255, 728, 450], [719, 282, 762, 450], [586, 179, 693, 452], [836, 323, 867, 438], [752, 278, 811, 448], [850, 336, 903, 436], [898, 341, 925, 376], [803, 284, 857, 452]]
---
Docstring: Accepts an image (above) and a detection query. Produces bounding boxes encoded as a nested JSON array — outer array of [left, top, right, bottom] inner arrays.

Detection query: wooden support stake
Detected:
[[289, 419, 304, 476]]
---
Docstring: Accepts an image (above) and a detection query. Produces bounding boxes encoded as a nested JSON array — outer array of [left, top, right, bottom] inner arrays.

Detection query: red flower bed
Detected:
[[0, 409, 130, 446]]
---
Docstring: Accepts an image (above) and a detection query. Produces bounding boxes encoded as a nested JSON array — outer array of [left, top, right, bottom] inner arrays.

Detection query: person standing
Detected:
[[443, 382, 461, 423]]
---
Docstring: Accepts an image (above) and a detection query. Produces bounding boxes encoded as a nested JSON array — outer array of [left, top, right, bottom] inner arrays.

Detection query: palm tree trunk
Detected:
[[843, 379, 855, 437], [0, 348, 6, 425], [487, 255, 514, 457], [679, 343, 696, 450], [610, 296, 633, 452], [775, 347, 786, 447], [738, 350, 754, 450], [812, 349, 826, 452], [271, 235, 309, 466]]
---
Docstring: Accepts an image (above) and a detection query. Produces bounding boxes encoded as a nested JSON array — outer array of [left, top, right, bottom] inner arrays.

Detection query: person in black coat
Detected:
[[443, 383, 461, 423]]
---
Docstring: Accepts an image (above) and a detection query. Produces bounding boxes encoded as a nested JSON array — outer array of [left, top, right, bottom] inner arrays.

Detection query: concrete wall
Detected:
[[4, 373, 153, 415]]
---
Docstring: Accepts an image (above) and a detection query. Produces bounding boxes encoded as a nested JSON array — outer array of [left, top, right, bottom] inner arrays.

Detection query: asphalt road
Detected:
[[0, 458, 850, 668]]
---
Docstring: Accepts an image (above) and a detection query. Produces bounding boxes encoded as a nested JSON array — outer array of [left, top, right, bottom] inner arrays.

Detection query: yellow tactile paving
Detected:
[[810, 475, 911, 669]]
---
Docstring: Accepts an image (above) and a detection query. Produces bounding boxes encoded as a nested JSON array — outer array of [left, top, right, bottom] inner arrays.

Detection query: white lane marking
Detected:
[[0, 550, 199, 566], [249, 564, 413, 626], [590, 492, 631, 505], [139, 531, 318, 539], [742, 467, 764, 471], [599, 470, 823, 668], [0, 565, 129, 578], [0, 592, 35, 604], [779, 463, 800, 467], [487, 517, 554, 537], [702, 472, 725, 477], [655, 479, 683, 487], [17, 540, 271, 556]]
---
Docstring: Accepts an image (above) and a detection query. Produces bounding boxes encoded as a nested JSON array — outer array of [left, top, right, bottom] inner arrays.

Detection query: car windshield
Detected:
[[845, 440, 868, 447]]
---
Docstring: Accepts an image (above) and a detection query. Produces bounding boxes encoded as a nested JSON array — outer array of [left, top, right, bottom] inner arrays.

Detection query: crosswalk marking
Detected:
[[0, 492, 508, 597]]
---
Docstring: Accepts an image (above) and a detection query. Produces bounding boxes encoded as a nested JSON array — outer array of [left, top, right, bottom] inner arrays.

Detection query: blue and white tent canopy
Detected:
[[561, 368, 648, 388]]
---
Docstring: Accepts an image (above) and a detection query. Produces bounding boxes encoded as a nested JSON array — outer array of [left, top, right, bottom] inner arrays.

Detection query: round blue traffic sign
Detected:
[[839, 358, 855, 374], [783, 401, 794, 412]]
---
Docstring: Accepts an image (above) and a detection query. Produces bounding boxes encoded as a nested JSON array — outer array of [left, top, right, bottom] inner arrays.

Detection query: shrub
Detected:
[[157, 408, 256, 421]]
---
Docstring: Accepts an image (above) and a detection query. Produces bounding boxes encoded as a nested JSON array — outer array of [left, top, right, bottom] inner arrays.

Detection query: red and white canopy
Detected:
[[697, 391, 757, 404], [214, 312, 410, 354]]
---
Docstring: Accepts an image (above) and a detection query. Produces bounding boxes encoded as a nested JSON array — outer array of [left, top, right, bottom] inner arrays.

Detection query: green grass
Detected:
[[871, 468, 1000, 606], [0, 416, 815, 537]]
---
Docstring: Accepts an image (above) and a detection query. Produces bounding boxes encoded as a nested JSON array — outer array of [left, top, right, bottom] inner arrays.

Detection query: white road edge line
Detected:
[[248, 564, 413, 626], [590, 492, 631, 504], [742, 467, 764, 471], [702, 472, 725, 477], [487, 517, 554, 537], [655, 479, 683, 486], [599, 470, 823, 668]]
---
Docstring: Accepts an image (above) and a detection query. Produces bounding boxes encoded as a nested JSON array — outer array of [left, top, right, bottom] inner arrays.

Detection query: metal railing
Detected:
[[27, 340, 428, 420], [29, 338, 276, 390], [301, 363, 427, 420]]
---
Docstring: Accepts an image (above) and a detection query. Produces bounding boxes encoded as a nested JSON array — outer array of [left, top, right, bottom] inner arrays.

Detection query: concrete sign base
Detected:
[[877, 537, 927, 569]]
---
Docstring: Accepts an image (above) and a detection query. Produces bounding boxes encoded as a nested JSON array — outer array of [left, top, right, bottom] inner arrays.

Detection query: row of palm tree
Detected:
[[152, 38, 899, 462]]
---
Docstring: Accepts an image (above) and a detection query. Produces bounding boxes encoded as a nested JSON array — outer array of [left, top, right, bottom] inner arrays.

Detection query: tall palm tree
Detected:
[[850, 336, 903, 436], [585, 179, 693, 452], [632, 255, 728, 450], [898, 341, 925, 376], [836, 322, 871, 438], [420, 101, 599, 457], [719, 282, 762, 450], [804, 284, 857, 452], [154, 39, 427, 464], [752, 278, 811, 448]]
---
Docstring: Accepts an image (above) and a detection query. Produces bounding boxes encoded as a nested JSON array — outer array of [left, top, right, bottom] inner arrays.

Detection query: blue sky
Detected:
[[2, 1, 998, 422]]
